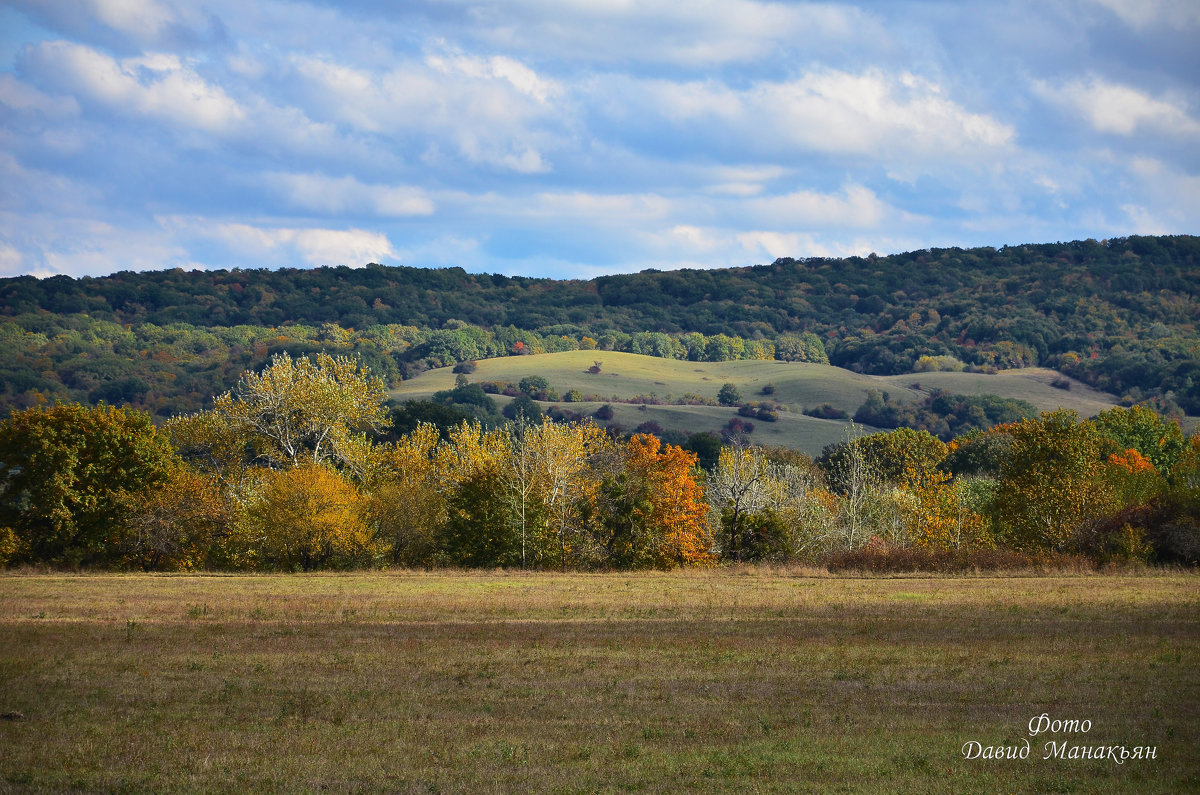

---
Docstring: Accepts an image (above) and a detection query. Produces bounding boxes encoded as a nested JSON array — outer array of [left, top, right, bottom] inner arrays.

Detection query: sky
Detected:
[[0, 0, 1197, 280]]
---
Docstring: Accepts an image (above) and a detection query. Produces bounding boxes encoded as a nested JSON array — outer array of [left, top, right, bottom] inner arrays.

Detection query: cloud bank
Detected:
[[0, 0, 1196, 278]]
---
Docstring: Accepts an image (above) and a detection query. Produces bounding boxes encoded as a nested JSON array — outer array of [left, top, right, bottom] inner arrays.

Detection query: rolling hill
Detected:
[[389, 351, 1129, 454]]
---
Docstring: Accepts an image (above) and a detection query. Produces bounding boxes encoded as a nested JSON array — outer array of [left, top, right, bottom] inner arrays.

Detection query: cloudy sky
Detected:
[[1, 0, 1197, 279]]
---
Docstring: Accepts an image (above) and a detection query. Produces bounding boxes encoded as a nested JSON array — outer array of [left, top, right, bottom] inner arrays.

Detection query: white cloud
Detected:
[[286, 52, 559, 173], [21, 40, 245, 134], [266, 172, 436, 218], [1035, 77, 1200, 137], [668, 224, 723, 252], [638, 69, 1014, 160], [1122, 157, 1200, 231], [748, 185, 904, 229], [459, 0, 882, 66], [205, 222, 396, 266], [1, 211, 191, 276], [9, 0, 223, 47], [769, 70, 1014, 154], [426, 52, 560, 104], [0, 74, 80, 118], [737, 231, 808, 259], [87, 0, 178, 39], [0, 242, 24, 277]]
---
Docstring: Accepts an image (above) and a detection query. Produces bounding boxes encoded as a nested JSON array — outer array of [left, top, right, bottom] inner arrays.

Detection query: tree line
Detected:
[[0, 315, 827, 422], [2, 234, 1197, 414], [2, 354, 1197, 571]]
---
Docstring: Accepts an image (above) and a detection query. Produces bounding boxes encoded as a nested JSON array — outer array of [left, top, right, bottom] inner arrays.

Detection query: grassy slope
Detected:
[[389, 351, 1124, 452], [1, 571, 1196, 793]]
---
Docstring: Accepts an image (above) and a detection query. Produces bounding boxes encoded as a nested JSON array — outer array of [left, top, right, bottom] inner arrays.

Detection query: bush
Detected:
[[805, 403, 849, 420], [726, 417, 754, 434], [1071, 504, 1156, 564], [594, 404, 615, 421], [452, 360, 477, 374], [519, 375, 550, 397]]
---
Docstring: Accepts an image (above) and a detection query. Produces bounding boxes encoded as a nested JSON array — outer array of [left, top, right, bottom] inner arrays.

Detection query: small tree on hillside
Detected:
[[718, 383, 742, 406]]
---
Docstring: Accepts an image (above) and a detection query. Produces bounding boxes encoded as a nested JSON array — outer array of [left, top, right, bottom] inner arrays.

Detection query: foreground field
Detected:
[[2, 571, 1197, 793]]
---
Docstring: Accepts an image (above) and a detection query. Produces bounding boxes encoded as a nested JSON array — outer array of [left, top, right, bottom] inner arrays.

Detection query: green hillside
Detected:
[[3, 235, 1198, 417], [390, 351, 1129, 453]]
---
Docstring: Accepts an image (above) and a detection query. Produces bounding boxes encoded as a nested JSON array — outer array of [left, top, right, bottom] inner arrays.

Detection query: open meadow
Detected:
[[2, 570, 1197, 792], [387, 351, 1145, 453]]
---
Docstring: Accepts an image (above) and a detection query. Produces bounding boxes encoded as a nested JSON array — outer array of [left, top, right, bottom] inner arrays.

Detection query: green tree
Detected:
[[504, 394, 543, 424], [994, 410, 1112, 552], [717, 383, 743, 406], [775, 332, 829, 364], [1093, 405, 1186, 472], [518, 375, 550, 397], [0, 403, 178, 565]]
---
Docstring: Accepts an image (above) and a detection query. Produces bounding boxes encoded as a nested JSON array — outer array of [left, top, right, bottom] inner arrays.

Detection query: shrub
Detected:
[[635, 421, 665, 436], [805, 403, 849, 420], [518, 375, 550, 397], [726, 417, 754, 434]]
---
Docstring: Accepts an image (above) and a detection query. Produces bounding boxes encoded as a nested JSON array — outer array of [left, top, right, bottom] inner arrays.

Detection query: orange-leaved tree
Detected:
[[622, 434, 712, 568]]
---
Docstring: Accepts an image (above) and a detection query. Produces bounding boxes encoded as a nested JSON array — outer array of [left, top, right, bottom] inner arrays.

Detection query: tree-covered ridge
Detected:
[[1, 234, 1198, 413]]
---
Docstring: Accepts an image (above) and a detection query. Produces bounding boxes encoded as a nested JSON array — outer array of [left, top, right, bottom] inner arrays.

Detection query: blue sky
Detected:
[[1, 0, 1197, 279]]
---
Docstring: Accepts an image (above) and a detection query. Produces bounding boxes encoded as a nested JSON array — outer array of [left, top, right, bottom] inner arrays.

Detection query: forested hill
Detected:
[[2, 235, 1198, 415]]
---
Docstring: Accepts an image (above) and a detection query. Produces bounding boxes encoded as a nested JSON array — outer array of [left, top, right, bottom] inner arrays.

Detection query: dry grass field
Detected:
[[2, 569, 1197, 792]]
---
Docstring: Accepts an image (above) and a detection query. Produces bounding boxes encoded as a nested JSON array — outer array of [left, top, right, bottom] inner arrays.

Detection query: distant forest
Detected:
[[2, 235, 1198, 419]]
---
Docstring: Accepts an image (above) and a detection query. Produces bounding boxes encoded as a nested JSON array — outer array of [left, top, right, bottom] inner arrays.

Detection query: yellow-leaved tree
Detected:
[[368, 422, 444, 566], [250, 463, 375, 571], [170, 352, 389, 478], [994, 410, 1114, 552], [508, 418, 612, 569]]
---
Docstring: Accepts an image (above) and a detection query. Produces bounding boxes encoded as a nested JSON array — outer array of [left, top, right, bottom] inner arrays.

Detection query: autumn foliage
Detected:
[[1, 354, 1197, 570]]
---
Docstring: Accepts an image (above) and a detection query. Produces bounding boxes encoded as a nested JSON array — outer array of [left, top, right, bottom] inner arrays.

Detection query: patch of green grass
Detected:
[[1, 570, 1196, 792], [389, 351, 1130, 453]]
